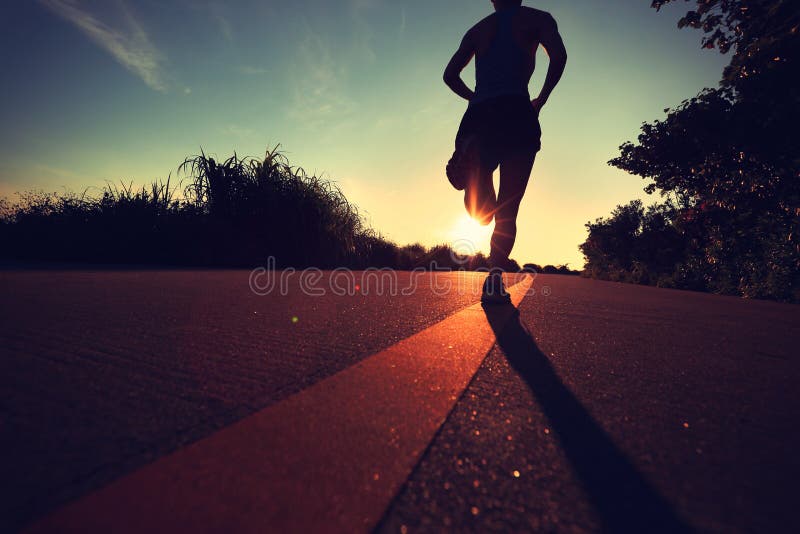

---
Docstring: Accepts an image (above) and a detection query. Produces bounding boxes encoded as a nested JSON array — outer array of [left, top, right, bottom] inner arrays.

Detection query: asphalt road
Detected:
[[0, 269, 502, 531], [1, 270, 798, 532], [382, 275, 800, 533]]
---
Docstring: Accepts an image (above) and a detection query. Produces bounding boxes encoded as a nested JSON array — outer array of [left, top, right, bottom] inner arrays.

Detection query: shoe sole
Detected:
[[481, 294, 512, 305]]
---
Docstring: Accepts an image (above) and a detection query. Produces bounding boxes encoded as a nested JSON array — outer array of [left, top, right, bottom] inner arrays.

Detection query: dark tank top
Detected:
[[472, 7, 531, 107]]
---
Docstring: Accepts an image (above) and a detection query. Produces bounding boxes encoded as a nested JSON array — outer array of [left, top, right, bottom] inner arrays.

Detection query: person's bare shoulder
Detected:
[[519, 6, 558, 41], [467, 13, 495, 35], [460, 13, 495, 46], [521, 6, 557, 28]]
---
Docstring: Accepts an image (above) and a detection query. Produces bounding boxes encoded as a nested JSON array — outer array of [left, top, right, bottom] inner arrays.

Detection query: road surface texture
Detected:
[[0, 269, 509, 531], [381, 275, 800, 533], [1, 269, 798, 532]]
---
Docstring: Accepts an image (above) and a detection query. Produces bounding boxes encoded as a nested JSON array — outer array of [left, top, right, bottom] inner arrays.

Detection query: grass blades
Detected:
[[0, 146, 503, 270]]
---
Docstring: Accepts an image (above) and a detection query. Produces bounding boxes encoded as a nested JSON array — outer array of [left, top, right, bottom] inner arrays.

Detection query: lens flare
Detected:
[[450, 214, 494, 255]]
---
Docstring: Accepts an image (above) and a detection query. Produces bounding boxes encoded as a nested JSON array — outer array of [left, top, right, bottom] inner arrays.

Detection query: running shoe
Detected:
[[481, 271, 511, 305]]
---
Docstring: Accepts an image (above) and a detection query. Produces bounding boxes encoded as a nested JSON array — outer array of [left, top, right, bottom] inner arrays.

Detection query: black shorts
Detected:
[[455, 94, 541, 170]]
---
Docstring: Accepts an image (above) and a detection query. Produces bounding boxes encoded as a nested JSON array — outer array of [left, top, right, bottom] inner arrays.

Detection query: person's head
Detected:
[[491, 0, 523, 11]]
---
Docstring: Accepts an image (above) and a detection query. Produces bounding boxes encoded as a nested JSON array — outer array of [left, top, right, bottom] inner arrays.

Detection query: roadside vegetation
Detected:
[[0, 147, 537, 271], [582, 1, 799, 302]]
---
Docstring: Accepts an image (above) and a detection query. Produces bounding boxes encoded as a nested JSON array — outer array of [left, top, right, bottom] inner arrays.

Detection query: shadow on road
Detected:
[[482, 303, 692, 533]]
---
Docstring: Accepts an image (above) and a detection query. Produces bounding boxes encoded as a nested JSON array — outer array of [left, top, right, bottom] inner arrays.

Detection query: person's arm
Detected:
[[532, 14, 567, 112], [443, 31, 476, 101]]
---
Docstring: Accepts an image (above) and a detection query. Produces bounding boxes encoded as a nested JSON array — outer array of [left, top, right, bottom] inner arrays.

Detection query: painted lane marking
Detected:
[[28, 276, 534, 534]]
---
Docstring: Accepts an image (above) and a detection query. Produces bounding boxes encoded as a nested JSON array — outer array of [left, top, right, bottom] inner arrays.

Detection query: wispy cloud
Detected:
[[220, 124, 256, 139], [39, 0, 169, 92], [185, 1, 244, 42], [348, 0, 378, 63], [207, 2, 233, 42], [289, 28, 355, 130]]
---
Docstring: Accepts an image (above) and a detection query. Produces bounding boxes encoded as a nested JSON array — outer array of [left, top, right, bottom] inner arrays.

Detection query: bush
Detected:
[[580, 199, 799, 302], [0, 146, 530, 271]]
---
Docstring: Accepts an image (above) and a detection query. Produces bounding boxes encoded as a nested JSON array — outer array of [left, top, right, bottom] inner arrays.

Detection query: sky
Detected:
[[0, 0, 728, 268]]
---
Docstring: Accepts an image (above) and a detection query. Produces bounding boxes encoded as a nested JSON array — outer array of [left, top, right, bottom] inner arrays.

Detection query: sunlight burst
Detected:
[[450, 214, 494, 255]]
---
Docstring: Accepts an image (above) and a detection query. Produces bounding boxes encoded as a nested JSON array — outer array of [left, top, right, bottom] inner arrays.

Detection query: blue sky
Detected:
[[0, 0, 728, 267]]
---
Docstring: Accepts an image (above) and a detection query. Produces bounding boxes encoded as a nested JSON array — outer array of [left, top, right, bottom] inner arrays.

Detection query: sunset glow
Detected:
[[450, 214, 495, 255], [0, 0, 727, 267]]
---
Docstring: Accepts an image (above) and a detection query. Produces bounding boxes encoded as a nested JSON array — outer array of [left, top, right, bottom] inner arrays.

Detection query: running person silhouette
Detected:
[[444, 0, 566, 303]]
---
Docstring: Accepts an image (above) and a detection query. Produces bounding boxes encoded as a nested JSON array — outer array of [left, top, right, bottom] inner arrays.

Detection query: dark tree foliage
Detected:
[[652, 0, 799, 153], [652, 0, 799, 99], [581, 200, 692, 287], [582, 1, 799, 301]]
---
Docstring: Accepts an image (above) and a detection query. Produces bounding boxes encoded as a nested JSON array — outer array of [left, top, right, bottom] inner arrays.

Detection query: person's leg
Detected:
[[489, 151, 536, 269], [464, 164, 496, 226]]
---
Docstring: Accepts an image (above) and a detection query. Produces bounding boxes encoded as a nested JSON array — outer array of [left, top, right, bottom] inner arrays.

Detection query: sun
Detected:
[[450, 214, 494, 255]]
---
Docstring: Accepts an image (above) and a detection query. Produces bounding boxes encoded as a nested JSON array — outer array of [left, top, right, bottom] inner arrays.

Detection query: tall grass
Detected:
[[0, 146, 508, 269], [0, 179, 184, 264], [178, 146, 366, 266]]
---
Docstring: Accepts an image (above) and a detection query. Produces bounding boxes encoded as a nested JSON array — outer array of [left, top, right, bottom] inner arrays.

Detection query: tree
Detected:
[[651, 1, 799, 100], [585, 1, 800, 301], [650, 0, 799, 166], [581, 200, 689, 286]]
